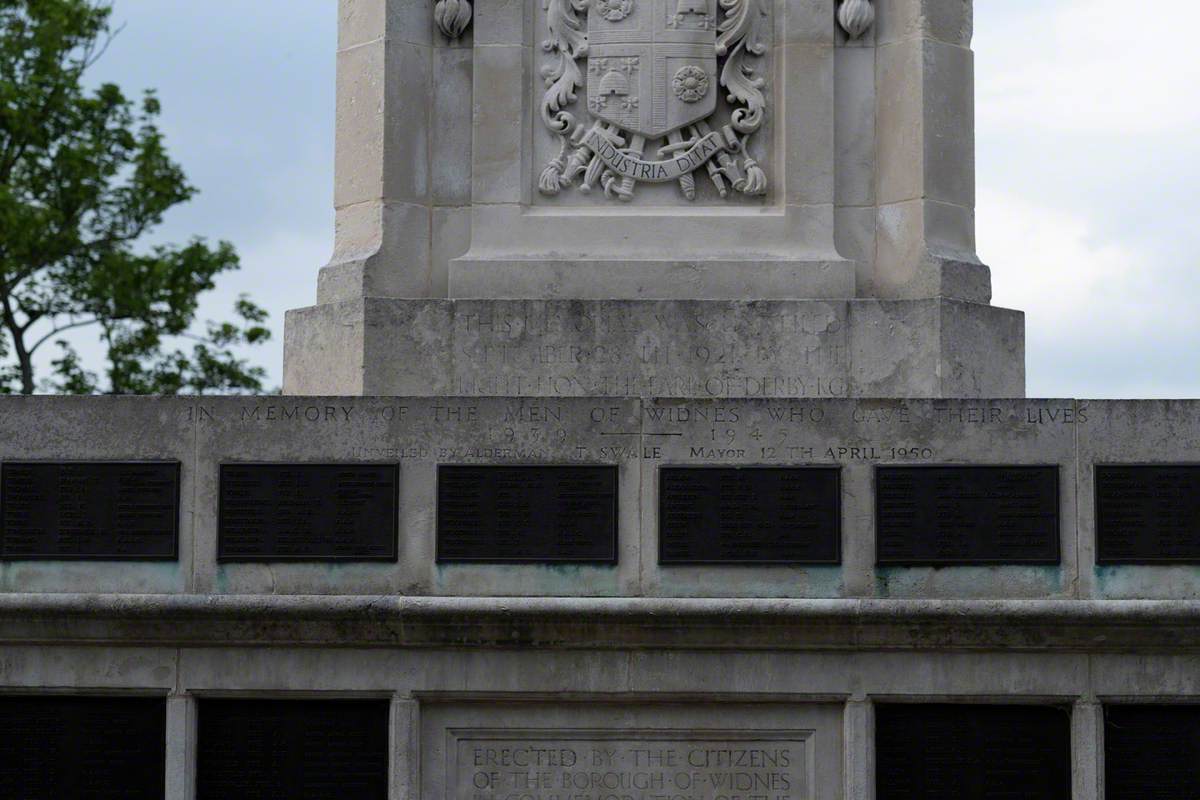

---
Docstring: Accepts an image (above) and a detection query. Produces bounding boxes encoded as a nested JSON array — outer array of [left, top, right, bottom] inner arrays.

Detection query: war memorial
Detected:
[[2, 0, 1200, 797]]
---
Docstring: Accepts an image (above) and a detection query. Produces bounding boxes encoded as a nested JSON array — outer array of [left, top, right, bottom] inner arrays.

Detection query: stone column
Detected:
[[844, 698, 876, 800], [318, 1, 450, 304], [165, 694, 196, 800], [391, 696, 421, 799], [1072, 700, 1104, 800], [870, 0, 990, 303]]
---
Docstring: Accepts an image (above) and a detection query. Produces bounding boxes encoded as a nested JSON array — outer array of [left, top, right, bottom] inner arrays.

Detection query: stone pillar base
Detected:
[[283, 297, 1024, 398]]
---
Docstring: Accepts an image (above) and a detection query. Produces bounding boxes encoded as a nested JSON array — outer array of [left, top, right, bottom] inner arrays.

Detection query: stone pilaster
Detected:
[[868, 0, 989, 303], [318, 1, 465, 304]]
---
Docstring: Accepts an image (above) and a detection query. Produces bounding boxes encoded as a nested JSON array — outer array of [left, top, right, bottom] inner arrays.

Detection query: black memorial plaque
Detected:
[[218, 464, 398, 561], [876, 466, 1060, 565], [0, 695, 166, 799], [1096, 465, 1200, 563], [1105, 705, 1200, 798], [659, 467, 841, 564], [197, 699, 389, 800], [876, 704, 1072, 800], [0, 461, 179, 560], [437, 465, 618, 563]]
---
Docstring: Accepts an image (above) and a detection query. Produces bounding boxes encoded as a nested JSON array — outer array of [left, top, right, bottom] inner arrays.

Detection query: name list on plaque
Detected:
[[659, 467, 841, 564], [876, 704, 1071, 800], [1096, 465, 1200, 563], [876, 466, 1060, 565], [0, 696, 166, 799], [0, 461, 179, 560], [198, 699, 389, 800], [1104, 705, 1200, 796], [437, 465, 618, 563], [218, 464, 398, 561]]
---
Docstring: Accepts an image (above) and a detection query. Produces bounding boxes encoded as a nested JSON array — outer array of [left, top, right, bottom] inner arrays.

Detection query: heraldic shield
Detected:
[[586, 0, 718, 139]]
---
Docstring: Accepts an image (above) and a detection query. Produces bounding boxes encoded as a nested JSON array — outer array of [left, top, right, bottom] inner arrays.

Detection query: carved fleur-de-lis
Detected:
[[837, 0, 875, 39]]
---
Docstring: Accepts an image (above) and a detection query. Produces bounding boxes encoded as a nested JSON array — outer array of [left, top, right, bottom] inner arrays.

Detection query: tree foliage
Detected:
[[0, 0, 270, 394]]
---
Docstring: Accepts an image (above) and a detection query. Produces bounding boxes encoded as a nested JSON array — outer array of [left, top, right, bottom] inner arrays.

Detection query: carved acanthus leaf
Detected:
[[434, 0, 473, 40], [540, 0, 590, 134], [837, 0, 875, 39], [716, 0, 768, 135]]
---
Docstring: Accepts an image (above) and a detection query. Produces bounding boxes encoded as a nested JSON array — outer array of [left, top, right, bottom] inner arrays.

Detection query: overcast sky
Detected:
[[81, 1, 1200, 398]]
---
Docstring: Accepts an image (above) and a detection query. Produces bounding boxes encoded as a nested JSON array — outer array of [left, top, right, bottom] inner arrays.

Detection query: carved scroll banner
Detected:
[[584, 127, 727, 183]]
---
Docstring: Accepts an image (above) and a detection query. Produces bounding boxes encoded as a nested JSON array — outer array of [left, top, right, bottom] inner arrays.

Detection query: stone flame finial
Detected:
[[837, 0, 875, 39], [434, 0, 473, 40]]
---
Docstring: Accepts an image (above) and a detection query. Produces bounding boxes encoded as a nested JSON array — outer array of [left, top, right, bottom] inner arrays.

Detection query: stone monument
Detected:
[[4, 2, 1200, 799], [283, 0, 1024, 399]]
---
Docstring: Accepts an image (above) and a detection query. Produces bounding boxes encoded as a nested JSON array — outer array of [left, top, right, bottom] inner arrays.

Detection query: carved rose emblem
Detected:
[[672, 66, 710, 103], [595, 0, 634, 22]]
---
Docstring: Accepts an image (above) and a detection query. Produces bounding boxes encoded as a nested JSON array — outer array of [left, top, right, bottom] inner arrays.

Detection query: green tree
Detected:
[[0, 0, 270, 395]]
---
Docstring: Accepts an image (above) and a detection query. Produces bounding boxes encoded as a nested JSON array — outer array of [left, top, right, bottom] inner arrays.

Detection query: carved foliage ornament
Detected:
[[434, 0, 473, 40], [538, 0, 769, 202]]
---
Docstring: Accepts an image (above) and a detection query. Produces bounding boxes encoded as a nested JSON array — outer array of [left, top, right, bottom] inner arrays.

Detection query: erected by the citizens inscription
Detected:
[[197, 699, 389, 800], [1096, 466, 1200, 563], [0, 462, 179, 560], [876, 466, 1060, 565], [437, 466, 618, 563], [659, 467, 840, 564], [454, 733, 808, 800], [0, 695, 166, 799], [218, 464, 398, 561], [1104, 705, 1200, 798], [876, 704, 1071, 800]]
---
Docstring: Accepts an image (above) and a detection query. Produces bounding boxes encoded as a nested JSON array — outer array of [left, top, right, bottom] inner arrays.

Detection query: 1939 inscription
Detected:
[[0, 462, 179, 560], [218, 464, 398, 561], [1096, 466, 1200, 563], [876, 466, 1060, 565], [659, 467, 840, 565], [437, 466, 618, 563], [455, 735, 808, 800]]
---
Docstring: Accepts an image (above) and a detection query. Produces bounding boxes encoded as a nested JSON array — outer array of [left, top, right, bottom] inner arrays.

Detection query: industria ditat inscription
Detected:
[[538, 0, 768, 201]]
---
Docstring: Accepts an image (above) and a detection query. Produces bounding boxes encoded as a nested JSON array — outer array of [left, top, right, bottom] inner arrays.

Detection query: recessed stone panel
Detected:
[[0, 461, 179, 561], [1104, 704, 1200, 798], [1095, 465, 1200, 564], [437, 465, 619, 563], [876, 466, 1060, 565], [875, 704, 1072, 800], [659, 466, 841, 564], [0, 695, 165, 799], [197, 699, 389, 800], [217, 463, 398, 562]]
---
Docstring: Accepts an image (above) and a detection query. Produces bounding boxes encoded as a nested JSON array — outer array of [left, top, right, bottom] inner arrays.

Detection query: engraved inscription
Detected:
[[0, 462, 179, 560], [454, 733, 808, 800], [218, 464, 398, 562], [1096, 466, 1200, 563], [876, 466, 1060, 565], [437, 466, 618, 563], [659, 467, 840, 564]]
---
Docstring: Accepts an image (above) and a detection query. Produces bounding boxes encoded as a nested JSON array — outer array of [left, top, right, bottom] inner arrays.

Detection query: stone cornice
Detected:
[[2, 595, 1200, 652]]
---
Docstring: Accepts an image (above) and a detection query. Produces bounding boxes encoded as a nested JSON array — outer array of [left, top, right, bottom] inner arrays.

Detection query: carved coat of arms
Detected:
[[539, 0, 769, 202]]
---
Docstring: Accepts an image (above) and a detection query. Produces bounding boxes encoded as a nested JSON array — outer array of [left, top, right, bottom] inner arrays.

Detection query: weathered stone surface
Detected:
[[284, 297, 1025, 398], [5, 396, 1199, 604]]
